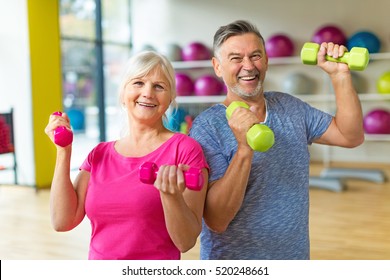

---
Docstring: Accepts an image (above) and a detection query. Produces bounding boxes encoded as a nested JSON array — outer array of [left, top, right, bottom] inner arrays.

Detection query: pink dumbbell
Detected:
[[52, 112, 73, 147], [139, 162, 204, 191]]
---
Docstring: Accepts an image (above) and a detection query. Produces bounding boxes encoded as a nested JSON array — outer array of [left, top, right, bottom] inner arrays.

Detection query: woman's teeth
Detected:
[[137, 102, 156, 107]]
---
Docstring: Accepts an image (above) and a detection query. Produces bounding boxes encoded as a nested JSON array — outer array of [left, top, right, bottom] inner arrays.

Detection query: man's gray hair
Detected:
[[213, 20, 265, 58]]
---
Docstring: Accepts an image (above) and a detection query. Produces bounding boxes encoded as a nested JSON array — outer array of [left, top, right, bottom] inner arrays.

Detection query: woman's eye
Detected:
[[155, 84, 165, 90]]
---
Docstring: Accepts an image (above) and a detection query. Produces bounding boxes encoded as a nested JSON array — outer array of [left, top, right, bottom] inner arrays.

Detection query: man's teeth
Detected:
[[241, 76, 256, 81]]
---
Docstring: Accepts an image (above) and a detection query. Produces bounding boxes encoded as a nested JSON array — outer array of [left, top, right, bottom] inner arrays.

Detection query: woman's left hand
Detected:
[[154, 164, 188, 194]]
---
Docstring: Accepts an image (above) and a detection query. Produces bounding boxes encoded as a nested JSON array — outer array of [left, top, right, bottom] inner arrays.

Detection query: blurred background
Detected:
[[0, 0, 389, 260]]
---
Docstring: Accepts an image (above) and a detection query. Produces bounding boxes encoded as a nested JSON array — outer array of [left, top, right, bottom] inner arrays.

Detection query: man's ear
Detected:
[[212, 57, 222, 78], [264, 54, 269, 71]]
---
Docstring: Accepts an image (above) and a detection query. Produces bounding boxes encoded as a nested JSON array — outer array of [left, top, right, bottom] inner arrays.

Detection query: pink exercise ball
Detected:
[[175, 73, 194, 96], [265, 34, 295, 58], [194, 75, 224, 96], [363, 109, 390, 134], [312, 24, 347, 45], [181, 42, 211, 61]]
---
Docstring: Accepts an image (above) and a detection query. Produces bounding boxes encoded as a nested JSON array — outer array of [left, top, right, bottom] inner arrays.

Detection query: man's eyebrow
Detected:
[[227, 52, 241, 57]]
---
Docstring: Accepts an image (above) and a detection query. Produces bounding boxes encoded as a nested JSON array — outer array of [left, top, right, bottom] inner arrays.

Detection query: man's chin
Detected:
[[235, 89, 262, 98], [232, 84, 263, 98]]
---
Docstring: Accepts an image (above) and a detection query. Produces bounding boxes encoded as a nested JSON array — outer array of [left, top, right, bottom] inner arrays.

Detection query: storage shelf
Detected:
[[370, 52, 390, 60], [364, 134, 390, 141], [172, 60, 211, 69], [171, 52, 390, 69], [300, 93, 390, 102], [358, 93, 390, 101], [176, 93, 390, 104], [172, 56, 302, 69], [177, 95, 224, 104]]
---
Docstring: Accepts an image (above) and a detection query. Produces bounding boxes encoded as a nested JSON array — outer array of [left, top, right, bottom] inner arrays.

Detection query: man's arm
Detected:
[[203, 145, 253, 233], [315, 42, 365, 148], [202, 106, 257, 233]]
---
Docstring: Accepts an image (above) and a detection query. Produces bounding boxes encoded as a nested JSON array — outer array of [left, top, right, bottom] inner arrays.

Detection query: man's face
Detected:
[[213, 33, 268, 98]]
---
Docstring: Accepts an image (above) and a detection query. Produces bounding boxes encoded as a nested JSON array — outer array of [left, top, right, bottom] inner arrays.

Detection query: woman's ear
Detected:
[[119, 90, 125, 106]]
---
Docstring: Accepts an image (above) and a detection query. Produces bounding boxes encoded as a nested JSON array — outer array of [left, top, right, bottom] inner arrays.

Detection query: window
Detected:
[[59, 0, 131, 170]]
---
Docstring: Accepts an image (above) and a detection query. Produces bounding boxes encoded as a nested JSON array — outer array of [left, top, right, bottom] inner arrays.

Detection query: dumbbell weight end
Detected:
[[139, 162, 203, 191], [52, 111, 73, 147], [247, 124, 275, 152], [226, 101, 275, 152]]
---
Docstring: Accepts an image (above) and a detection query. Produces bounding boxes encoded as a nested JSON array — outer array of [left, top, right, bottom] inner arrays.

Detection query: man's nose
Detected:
[[242, 57, 255, 70]]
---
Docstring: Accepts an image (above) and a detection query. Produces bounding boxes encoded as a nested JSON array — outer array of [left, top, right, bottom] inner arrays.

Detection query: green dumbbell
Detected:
[[226, 101, 275, 152], [300, 42, 369, 71]]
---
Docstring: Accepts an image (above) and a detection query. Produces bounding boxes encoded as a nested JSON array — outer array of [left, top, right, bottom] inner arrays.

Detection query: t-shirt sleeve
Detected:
[[189, 109, 230, 182], [79, 146, 95, 172], [178, 135, 210, 173], [303, 101, 333, 144]]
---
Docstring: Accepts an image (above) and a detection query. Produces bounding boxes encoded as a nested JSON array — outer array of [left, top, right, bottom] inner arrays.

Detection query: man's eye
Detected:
[[231, 57, 242, 62]]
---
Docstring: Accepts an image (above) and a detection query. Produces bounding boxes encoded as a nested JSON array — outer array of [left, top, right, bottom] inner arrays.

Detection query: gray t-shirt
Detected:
[[189, 91, 332, 260]]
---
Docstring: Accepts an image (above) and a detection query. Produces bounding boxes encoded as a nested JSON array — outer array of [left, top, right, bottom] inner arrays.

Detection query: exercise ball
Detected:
[[312, 24, 347, 45], [175, 73, 194, 96], [363, 109, 390, 134], [265, 34, 295, 57], [165, 107, 187, 132], [159, 43, 182, 61], [347, 31, 381, 54], [194, 75, 224, 96], [181, 42, 211, 61], [283, 72, 316, 95], [66, 108, 85, 131], [222, 83, 228, 94], [376, 71, 390, 94], [180, 115, 193, 134]]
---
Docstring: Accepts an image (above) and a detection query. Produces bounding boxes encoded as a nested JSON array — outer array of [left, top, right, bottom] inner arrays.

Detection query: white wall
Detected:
[[131, 0, 390, 53], [131, 0, 390, 163], [0, 0, 35, 185]]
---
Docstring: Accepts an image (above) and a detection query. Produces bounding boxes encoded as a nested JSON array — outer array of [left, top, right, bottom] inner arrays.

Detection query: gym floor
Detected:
[[0, 161, 389, 260]]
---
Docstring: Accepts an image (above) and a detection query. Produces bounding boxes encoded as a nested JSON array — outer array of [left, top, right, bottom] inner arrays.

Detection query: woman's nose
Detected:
[[142, 84, 154, 97]]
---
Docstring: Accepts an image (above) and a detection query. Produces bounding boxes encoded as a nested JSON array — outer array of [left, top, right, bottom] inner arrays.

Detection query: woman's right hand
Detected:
[[44, 112, 73, 147]]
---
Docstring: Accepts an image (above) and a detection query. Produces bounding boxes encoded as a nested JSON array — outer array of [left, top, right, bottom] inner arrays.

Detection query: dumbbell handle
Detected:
[[301, 42, 369, 71], [52, 112, 73, 147], [226, 101, 275, 152], [139, 162, 204, 191]]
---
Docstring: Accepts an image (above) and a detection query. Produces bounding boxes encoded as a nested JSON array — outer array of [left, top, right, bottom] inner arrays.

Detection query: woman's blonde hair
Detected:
[[118, 51, 178, 136], [118, 50, 177, 108]]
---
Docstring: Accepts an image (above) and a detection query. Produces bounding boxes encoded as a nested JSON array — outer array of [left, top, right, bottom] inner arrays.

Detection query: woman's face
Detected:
[[122, 66, 172, 126]]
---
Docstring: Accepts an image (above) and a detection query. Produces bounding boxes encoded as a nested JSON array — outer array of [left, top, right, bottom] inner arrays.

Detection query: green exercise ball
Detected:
[[377, 71, 390, 94]]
